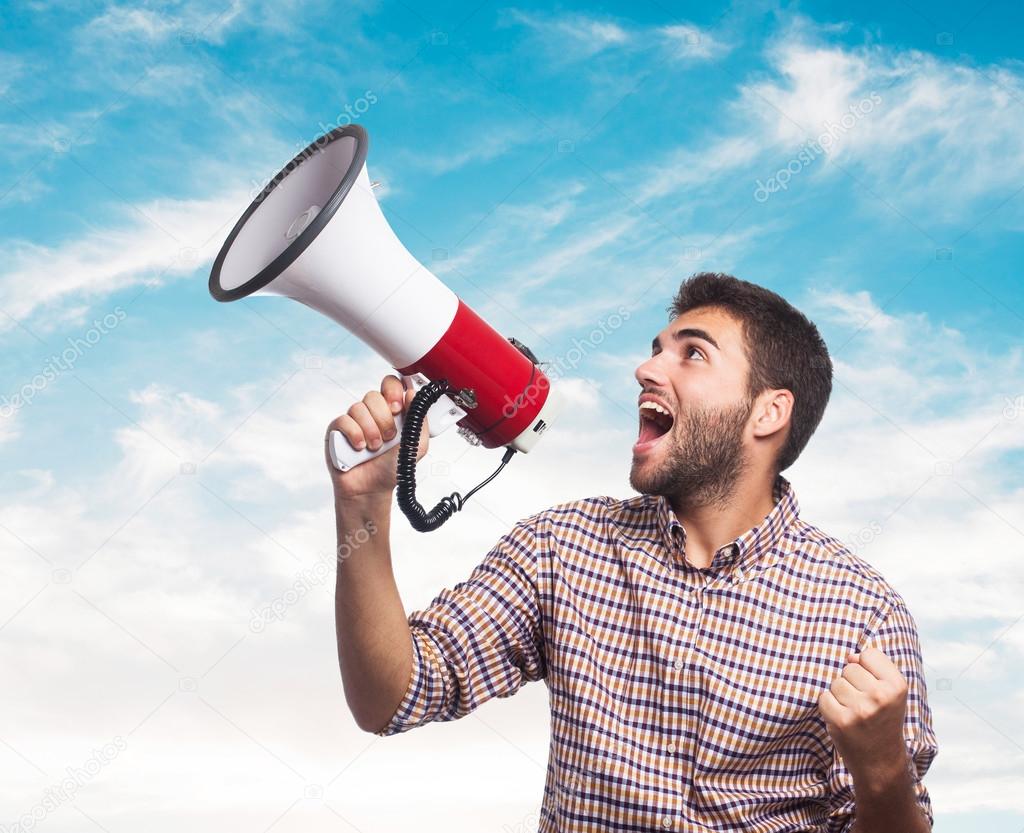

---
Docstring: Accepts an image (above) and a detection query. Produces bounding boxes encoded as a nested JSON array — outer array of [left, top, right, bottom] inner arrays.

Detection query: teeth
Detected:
[[639, 401, 671, 417]]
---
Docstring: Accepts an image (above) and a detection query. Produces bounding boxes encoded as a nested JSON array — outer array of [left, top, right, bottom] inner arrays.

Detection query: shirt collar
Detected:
[[652, 473, 801, 579]]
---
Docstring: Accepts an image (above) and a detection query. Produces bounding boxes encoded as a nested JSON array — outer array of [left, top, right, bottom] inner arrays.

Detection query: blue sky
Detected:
[[1, 2, 1023, 832]]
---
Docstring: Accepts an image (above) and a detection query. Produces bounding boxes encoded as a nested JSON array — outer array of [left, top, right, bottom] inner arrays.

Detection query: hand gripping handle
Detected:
[[328, 373, 466, 472]]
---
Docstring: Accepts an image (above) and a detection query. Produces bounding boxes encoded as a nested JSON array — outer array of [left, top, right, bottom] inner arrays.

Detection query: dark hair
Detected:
[[667, 272, 832, 473]]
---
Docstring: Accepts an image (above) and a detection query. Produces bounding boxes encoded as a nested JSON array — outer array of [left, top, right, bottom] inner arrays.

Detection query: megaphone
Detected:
[[208, 124, 564, 531]]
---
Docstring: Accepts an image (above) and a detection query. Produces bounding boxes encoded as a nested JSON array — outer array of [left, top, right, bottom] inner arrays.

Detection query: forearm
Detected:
[[849, 751, 931, 833], [333, 492, 413, 733]]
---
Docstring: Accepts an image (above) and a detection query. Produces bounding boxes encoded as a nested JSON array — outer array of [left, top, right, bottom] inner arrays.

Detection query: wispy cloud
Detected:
[[501, 8, 729, 63], [736, 28, 1024, 220], [0, 190, 245, 329], [82, 1, 244, 44], [502, 9, 630, 58], [659, 23, 731, 61], [395, 126, 542, 175]]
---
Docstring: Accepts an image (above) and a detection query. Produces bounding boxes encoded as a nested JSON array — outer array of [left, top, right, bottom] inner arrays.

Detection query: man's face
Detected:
[[629, 306, 756, 508]]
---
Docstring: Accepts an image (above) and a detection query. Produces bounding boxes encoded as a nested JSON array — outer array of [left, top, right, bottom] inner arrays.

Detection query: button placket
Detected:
[[676, 568, 709, 815], [660, 560, 696, 827]]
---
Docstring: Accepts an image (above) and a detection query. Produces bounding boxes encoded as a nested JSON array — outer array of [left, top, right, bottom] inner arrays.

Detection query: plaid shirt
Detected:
[[376, 473, 938, 832]]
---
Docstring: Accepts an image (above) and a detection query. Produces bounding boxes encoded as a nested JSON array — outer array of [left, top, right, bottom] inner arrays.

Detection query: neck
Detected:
[[670, 473, 778, 570]]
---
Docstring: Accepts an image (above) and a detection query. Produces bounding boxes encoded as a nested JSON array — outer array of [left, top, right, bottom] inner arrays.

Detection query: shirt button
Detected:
[[672, 658, 684, 670], [666, 742, 676, 753], [661, 816, 674, 829]]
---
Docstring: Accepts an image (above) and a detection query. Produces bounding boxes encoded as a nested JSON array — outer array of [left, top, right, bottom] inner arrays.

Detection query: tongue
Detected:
[[638, 418, 667, 444]]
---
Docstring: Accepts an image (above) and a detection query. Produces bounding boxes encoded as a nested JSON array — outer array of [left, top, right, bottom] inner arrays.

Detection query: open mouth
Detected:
[[634, 401, 674, 453]]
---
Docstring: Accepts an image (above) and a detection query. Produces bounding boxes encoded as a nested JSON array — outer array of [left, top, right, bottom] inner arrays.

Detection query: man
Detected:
[[328, 272, 938, 832]]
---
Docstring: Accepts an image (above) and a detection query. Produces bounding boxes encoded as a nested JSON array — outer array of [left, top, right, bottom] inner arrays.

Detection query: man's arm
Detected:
[[327, 374, 546, 736], [328, 375, 428, 733], [334, 492, 414, 733], [372, 512, 547, 737], [819, 598, 939, 832], [847, 747, 931, 833]]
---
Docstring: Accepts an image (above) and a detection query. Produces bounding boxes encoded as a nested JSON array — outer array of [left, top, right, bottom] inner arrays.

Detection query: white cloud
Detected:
[[83, 1, 244, 44], [0, 190, 246, 331], [504, 9, 630, 58], [808, 287, 913, 342], [2, 283, 1023, 824], [631, 136, 761, 203], [396, 127, 541, 175], [502, 9, 727, 64], [796, 286, 1024, 627], [0, 54, 22, 95], [659, 23, 729, 61], [736, 33, 1024, 217], [0, 408, 19, 446]]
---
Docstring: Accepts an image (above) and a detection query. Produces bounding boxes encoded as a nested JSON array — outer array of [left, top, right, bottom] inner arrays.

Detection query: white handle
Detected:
[[328, 374, 467, 472]]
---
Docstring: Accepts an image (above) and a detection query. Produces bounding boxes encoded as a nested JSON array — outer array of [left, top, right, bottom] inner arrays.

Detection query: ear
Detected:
[[750, 389, 793, 440]]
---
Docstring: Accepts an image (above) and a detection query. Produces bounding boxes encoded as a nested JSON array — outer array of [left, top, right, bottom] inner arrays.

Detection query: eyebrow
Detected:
[[651, 327, 721, 353]]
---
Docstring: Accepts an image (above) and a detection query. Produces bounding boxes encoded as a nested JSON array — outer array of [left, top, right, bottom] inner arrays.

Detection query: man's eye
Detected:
[[686, 346, 705, 361]]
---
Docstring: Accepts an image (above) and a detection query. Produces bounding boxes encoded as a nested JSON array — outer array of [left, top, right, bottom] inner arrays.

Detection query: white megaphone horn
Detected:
[[208, 124, 564, 531]]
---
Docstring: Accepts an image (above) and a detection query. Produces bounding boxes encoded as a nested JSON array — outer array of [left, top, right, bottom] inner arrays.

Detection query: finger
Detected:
[[330, 413, 367, 449], [348, 401, 383, 449], [855, 646, 899, 683], [362, 390, 397, 442], [818, 689, 845, 723], [829, 675, 860, 707], [381, 374, 405, 414], [841, 661, 876, 692]]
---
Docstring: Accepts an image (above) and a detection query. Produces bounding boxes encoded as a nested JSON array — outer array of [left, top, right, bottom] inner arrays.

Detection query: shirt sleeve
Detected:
[[374, 512, 547, 737], [826, 597, 939, 832]]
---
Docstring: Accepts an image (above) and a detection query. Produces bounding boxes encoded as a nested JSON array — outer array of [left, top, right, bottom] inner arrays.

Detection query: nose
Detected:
[[635, 353, 669, 389]]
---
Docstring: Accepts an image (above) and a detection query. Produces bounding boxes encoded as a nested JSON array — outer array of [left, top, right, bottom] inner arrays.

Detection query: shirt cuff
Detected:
[[374, 625, 451, 737]]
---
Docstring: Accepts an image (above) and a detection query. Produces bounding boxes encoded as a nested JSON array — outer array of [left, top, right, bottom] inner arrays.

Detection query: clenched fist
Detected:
[[818, 646, 910, 778], [325, 374, 429, 500]]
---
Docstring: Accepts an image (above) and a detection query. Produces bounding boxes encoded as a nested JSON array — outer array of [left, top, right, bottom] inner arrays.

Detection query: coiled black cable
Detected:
[[396, 378, 518, 532]]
